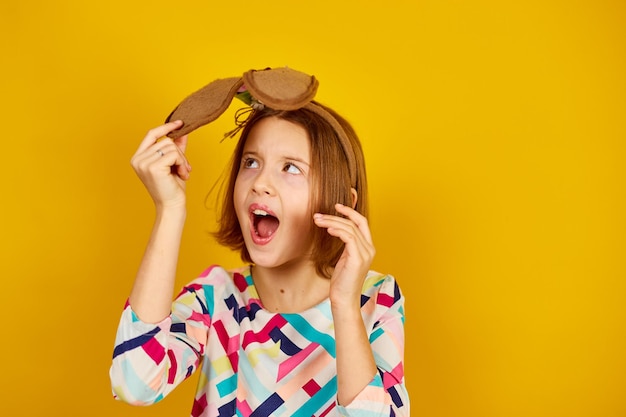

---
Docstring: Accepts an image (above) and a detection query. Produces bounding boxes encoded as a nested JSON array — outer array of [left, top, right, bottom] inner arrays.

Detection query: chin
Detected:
[[247, 250, 310, 271], [248, 253, 288, 270], [244, 245, 278, 267]]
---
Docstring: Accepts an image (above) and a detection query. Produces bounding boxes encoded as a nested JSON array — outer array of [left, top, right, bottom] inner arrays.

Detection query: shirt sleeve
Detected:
[[109, 280, 213, 405], [337, 274, 410, 416]]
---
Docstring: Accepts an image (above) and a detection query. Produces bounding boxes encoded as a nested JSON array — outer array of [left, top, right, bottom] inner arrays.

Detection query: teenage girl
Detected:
[[110, 93, 409, 416]]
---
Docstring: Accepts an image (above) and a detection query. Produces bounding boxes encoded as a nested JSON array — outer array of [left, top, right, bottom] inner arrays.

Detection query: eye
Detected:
[[284, 162, 302, 174], [242, 157, 259, 169]]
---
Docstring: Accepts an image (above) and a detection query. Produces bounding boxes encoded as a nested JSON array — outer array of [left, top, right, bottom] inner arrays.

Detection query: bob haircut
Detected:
[[214, 102, 368, 278]]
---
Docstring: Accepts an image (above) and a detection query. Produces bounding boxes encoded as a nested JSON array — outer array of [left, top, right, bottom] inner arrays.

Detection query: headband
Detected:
[[164, 67, 357, 187]]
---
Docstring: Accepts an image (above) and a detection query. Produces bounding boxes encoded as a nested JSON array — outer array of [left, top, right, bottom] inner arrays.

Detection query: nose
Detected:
[[252, 168, 275, 196]]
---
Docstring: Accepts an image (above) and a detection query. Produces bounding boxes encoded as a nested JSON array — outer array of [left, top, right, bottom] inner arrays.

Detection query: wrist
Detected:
[[154, 204, 187, 226], [330, 288, 361, 310], [330, 298, 362, 318]]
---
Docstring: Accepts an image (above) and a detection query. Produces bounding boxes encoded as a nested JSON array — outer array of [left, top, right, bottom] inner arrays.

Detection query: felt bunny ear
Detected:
[[165, 67, 318, 139], [243, 67, 319, 110], [164, 67, 357, 186], [165, 76, 244, 139]]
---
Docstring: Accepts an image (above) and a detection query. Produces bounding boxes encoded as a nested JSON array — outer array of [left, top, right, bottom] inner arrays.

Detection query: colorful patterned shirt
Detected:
[[110, 265, 409, 416]]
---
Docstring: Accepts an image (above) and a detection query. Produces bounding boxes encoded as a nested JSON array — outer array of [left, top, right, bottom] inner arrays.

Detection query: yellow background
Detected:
[[1, 1, 624, 416]]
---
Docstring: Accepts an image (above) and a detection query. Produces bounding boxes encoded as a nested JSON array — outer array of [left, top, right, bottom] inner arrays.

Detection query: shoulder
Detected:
[[174, 265, 253, 305], [170, 265, 254, 318], [362, 270, 403, 303], [360, 271, 405, 324]]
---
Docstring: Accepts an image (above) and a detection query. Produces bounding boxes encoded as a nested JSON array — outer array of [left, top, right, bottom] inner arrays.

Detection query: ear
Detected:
[[166, 77, 244, 139], [350, 187, 358, 209]]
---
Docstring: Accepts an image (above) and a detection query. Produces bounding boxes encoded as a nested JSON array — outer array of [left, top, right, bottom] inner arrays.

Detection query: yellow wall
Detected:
[[1, 1, 624, 416]]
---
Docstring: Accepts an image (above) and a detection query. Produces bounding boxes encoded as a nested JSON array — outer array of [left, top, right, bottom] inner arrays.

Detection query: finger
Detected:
[[136, 120, 184, 154], [325, 225, 375, 270], [151, 136, 190, 165], [173, 135, 192, 172], [313, 212, 361, 234], [149, 140, 192, 180], [324, 224, 368, 253], [334, 203, 373, 244], [173, 150, 191, 180], [174, 134, 189, 154], [313, 208, 371, 245], [313, 213, 371, 255]]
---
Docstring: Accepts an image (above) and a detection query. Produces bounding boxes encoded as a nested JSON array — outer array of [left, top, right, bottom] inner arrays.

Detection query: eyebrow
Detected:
[[242, 151, 310, 167], [284, 156, 310, 167]]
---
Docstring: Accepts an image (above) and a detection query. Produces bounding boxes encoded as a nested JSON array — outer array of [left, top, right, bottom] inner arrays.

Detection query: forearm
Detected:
[[129, 206, 186, 323], [332, 303, 378, 406]]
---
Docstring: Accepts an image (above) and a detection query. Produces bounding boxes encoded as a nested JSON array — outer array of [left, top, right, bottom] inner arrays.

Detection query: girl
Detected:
[[110, 68, 409, 416]]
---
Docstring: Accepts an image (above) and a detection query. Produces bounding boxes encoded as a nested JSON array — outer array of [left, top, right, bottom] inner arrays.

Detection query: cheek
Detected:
[[293, 192, 314, 226], [234, 168, 250, 195], [233, 178, 248, 215]]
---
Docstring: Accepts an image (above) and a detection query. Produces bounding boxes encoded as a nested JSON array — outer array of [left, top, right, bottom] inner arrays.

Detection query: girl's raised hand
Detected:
[[313, 204, 376, 308], [130, 120, 192, 210]]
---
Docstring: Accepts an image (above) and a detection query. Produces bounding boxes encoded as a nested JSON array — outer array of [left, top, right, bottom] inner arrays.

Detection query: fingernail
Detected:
[[313, 213, 323, 220]]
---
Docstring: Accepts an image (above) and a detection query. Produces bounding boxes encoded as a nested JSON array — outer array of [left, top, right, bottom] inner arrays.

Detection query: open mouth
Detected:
[[251, 208, 280, 241]]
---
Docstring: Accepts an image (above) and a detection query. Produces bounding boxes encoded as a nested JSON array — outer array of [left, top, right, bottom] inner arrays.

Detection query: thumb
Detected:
[[174, 134, 189, 153]]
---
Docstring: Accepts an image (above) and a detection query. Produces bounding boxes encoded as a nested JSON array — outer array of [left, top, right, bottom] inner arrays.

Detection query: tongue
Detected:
[[257, 216, 279, 238]]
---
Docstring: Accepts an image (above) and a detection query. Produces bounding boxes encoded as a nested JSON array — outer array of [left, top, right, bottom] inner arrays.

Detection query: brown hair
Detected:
[[213, 102, 368, 278]]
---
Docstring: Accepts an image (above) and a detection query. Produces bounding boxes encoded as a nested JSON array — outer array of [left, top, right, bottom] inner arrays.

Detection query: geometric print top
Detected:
[[110, 265, 409, 417]]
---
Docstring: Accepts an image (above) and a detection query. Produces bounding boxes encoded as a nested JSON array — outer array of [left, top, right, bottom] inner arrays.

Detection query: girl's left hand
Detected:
[[314, 204, 376, 308]]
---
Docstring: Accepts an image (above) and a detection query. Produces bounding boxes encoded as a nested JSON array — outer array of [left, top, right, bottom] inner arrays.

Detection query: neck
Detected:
[[250, 261, 330, 313]]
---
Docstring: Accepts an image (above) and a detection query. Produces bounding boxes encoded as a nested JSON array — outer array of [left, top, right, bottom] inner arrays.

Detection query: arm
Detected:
[[314, 205, 409, 415], [128, 120, 191, 323], [110, 121, 199, 403], [332, 296, 379, 403], [110, 278, 213, 404], [351, 275, 409, 415], [315, 203, 378, 404]]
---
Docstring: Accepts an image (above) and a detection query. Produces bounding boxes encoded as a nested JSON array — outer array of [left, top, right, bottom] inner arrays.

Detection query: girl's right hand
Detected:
[[130, 120, 192, 210]]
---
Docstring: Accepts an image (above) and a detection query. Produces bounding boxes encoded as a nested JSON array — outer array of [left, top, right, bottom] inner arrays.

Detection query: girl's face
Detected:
[[234, 117, 315, 270]]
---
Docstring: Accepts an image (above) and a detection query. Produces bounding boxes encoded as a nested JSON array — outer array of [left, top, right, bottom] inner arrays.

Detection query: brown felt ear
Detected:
[[243, 67, 318, 110], [162, 67, 358, 188], [165, 77, 244, 139]]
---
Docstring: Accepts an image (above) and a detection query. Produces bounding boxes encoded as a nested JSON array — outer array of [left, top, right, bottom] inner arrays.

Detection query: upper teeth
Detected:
[[253, 209, 269, 216]]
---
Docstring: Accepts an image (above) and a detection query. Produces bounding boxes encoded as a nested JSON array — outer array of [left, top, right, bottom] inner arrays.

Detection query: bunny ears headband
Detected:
[[164, 67, 357, 187]]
